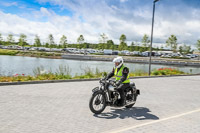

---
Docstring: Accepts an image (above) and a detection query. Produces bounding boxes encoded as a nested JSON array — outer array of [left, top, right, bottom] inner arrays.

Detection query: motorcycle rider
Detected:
[[106, 56, 130, 106]]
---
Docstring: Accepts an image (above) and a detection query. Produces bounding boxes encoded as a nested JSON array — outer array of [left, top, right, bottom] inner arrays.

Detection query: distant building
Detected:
[[157, 50, 173, 55], [193, 51, 200, 55]]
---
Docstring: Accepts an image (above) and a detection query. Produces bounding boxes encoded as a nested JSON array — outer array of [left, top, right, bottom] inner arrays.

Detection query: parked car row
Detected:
[[1, 45, 199, 58], [161, 53, 199, 59], [0, 45, 24, 50], [0, 45, 63, 52]]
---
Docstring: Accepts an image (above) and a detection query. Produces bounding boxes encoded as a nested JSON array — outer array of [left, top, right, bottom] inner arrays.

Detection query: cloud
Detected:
[[0, 0, 200, 48], [1, 2, 18, 7], [0, 8, 101, 44], [120, 0, 128, 3]]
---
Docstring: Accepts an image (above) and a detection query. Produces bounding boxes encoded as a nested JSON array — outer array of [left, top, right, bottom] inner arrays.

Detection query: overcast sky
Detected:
[[0, 0, 200, 48]]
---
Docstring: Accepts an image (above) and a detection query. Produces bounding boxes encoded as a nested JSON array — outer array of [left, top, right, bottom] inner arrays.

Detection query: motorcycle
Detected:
[[89, 77, 140, 114]]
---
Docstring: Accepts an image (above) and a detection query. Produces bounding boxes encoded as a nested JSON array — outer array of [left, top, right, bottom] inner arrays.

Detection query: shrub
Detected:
[[152, 67, 185, 76]]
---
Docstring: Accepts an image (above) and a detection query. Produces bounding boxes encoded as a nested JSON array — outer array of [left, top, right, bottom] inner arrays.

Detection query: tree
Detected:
[[141, 34, 150, 47], [99, 33, 108, 49], [77, 35, 84, 44], [7, 34, 15, 45], [183, 44, 191, 54], [59, 35, 67, 48], [155, 46, 159, 51], [107, 40, 114, 50], [179, 46, 183, 54], [161, 46, 164, 50], [45, 43, 49, 48], [129, 42, 135, 51], [99, 33, 108, 44], [34, 35, 41, 47], [196, 40, 200, 52], [48, 34, 55, 48], [179, 44, 191, 55], [119, 34, 126, 43], [119, 34, 128, 51], [0, 33, 3, 45], [166, 35, 178, 53], [98, 43, 104, 50], [18, 34, 27, 47], [139, 47, 144, 52]]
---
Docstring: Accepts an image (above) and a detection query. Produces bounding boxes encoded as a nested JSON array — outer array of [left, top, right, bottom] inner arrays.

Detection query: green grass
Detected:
[[0, 49, 62, 57], [0, 49, 19, 55]]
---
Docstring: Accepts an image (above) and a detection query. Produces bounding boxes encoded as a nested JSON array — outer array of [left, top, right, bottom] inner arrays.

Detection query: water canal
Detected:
[[0, 55, 199, 76]]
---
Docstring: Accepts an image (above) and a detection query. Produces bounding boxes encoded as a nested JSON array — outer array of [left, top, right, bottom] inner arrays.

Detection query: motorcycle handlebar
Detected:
[[110, 80, 117, 87], [100, 79, 116, 86]]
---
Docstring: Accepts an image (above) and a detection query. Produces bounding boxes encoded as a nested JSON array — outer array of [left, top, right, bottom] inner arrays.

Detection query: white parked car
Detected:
[[103, 49, 112, 55], [29, 47, 37, 51], [51, 48, 62, 52]]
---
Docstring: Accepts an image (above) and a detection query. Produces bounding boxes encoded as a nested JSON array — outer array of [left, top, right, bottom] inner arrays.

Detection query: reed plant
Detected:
[[0, 66, 187, 82], [129, 69, 148, 77]]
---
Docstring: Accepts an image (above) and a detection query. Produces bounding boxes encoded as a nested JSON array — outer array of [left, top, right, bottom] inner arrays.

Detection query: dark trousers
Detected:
[[117, 83, 130, 102]]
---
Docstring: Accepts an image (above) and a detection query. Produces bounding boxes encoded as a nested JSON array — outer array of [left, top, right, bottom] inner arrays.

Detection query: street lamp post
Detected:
[[148, 0, 159, 76]]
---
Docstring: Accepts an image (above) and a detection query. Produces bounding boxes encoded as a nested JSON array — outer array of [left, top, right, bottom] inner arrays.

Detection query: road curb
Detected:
[[0, 74, 200, 86]]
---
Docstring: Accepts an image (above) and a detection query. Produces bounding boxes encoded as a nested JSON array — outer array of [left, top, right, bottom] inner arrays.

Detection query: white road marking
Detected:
[[104, 108, 200, 133]]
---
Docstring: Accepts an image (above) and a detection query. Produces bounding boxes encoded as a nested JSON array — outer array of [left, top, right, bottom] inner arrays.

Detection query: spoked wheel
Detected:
[[89, 91, 106, 114], [125, 88, 137, 108]]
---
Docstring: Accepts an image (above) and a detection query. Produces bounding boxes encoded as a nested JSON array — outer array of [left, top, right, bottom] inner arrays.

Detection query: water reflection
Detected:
[[0, 55, 200, 76]]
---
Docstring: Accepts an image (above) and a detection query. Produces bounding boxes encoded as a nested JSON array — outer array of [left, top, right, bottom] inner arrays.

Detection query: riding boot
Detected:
[[116, 83, 128, 107], [118, 97, 126, 107]]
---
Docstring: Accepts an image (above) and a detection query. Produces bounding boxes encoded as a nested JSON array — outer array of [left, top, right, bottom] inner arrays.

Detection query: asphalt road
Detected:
[[0, 75, 200, 133]]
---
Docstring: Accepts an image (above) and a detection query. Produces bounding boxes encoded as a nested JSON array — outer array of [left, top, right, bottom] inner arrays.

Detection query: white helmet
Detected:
[[113, 57, 123, 68]]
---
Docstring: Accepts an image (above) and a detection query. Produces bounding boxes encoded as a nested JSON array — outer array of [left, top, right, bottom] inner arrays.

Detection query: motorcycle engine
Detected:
[[113, 92, 119, 102]]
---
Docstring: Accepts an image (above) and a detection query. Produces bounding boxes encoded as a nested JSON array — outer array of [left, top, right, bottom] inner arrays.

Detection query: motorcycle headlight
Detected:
[[100, 85, 104, 89], [108, 85, 115, 91]]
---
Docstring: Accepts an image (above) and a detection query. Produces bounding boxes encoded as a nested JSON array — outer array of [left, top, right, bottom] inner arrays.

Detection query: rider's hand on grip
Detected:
[[110, 80, 116, 87]]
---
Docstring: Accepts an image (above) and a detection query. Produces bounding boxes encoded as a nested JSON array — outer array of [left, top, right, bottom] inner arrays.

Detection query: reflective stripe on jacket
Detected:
[[114, 65, 130, 83]]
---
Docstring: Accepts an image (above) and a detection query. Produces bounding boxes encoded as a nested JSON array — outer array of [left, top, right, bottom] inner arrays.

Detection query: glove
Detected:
[[106, 76, 109, 80]]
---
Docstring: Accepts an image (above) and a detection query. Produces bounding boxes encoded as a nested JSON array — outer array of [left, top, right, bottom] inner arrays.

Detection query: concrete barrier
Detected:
[[62, 54, 200, 67]]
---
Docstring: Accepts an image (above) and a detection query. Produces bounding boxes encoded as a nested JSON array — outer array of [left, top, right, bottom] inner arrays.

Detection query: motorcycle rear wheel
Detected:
[[89, 91, 106, 114], [125, 89, 137, 108]]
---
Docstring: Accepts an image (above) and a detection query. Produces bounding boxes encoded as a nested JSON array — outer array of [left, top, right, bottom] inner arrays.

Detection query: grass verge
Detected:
[[0, 66, 188, 82]]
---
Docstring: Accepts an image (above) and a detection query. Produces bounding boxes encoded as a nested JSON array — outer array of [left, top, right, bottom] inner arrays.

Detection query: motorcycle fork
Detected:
[[104, 86, 112, 104]]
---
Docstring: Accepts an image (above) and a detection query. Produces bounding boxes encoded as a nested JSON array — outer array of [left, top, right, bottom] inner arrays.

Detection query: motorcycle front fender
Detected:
[[92, 87, 100, 93], [91, 87, 108, 101]]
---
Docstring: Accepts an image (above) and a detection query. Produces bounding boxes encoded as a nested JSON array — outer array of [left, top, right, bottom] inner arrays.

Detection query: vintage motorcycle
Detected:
[[89, 77, 140, 114]]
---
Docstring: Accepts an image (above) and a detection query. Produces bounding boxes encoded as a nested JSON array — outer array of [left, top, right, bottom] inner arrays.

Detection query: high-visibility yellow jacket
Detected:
[[114, 65, 130, 83]]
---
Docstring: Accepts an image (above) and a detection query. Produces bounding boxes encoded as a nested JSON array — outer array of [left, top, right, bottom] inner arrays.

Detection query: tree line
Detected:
[[0, 33, 200, 54]]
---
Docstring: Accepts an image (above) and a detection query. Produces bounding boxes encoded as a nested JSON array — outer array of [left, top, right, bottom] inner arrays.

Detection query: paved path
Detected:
[[0, 75, 200, 133]]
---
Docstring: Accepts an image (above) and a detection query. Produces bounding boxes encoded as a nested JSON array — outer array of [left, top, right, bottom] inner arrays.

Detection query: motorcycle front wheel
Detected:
[[89, 91, 106, 114]]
